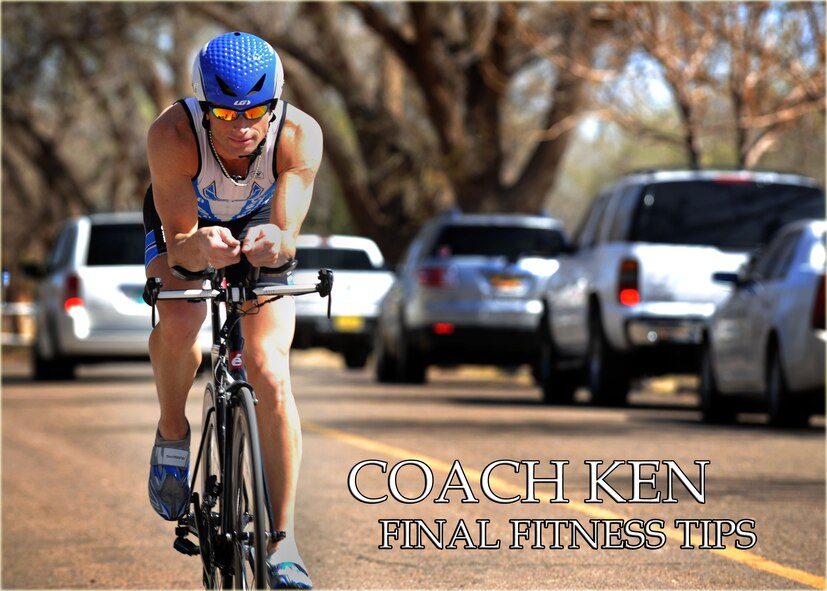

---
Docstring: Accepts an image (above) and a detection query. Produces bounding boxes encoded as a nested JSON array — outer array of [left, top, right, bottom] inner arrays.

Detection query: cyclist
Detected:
[[143, 31, 322, 589]]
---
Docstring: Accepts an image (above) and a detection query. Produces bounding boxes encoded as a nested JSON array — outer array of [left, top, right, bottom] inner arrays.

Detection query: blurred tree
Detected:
[[190, 2, 621, 260], [2, 1, 824, 275], [594, 2, 825, 170], [1, 3, 211, 266]]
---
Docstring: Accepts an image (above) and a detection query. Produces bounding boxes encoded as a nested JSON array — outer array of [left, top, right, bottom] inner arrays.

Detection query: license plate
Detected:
[[333, 316, 364, 332], [120, 285, 145, 304], [489, 275, 525, 292]]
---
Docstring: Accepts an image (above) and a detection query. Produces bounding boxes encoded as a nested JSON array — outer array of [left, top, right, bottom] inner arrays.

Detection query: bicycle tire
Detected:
[[228, 386, 269, 589], [199, 384, 232, 589]]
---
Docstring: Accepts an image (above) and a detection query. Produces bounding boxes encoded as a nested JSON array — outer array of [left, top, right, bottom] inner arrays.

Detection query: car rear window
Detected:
[[430, 225, 565, 259], [86, 223, 146, 266], [629, 181, 824, 250], [297, 247, 376, 270]]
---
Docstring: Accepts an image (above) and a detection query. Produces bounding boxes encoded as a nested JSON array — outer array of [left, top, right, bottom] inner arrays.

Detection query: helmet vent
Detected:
[[215, 75, 238, 97], [247, 74, 266, 96]]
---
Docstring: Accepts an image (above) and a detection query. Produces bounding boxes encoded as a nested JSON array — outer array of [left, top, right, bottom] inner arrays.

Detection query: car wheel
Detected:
[[396, 325, 426, 384], [374, 329, 399, 383], [537, 317, 578, 405], [343, 348, 369, 370], [699, 341, 734, 424], [767, 346, 808, 428], [586, 311, 628, 406], [31, 326, 76, 381]]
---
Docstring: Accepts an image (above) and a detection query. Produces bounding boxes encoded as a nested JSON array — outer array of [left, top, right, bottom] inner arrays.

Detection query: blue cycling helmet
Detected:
[[192, 32, 284, 108]]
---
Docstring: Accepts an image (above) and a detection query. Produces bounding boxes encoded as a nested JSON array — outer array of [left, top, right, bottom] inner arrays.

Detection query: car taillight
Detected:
[[432, 323, 455, 335], [712, 175, 752, 185], [418, 267, 453, 288], [812, 273, 825, 330], [618, 258, 640, 306], [63, 273, 84, 311]]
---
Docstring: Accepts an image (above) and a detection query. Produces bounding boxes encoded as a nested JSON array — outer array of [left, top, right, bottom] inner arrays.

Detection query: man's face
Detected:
[[207, 104, 271, 159]]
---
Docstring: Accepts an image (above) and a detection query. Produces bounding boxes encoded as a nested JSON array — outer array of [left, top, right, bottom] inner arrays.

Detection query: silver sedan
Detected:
[[700, 219, 826, 426]]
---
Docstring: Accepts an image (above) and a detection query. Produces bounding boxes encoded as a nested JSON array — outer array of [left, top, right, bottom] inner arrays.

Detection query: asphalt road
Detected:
[[2, 351, 824, 590]]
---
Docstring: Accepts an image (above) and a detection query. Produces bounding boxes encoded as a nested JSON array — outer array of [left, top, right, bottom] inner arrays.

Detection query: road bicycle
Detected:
[[144, 261, 333, 589]]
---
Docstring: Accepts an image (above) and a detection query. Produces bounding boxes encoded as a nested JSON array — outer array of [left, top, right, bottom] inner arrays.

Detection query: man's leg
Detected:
[[147, 256, 207, 439], [241, 296, 312, 587], [146, 256, 207, 520]]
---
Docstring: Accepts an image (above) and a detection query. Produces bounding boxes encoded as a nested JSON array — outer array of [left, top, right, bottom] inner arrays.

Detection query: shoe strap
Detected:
[[151, 446, 189, 468], [273, 561, 309, 576]]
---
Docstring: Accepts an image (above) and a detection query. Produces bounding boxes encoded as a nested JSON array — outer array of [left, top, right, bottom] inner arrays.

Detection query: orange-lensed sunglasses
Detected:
[[208, 102, 273, 122]]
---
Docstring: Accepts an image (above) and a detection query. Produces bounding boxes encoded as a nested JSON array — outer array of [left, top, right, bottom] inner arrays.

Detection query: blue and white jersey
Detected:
[[179, 97, 286, 222]]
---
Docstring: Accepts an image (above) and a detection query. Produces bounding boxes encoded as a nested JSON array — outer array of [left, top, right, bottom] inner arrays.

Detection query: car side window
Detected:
[[766, 231, 802, 281], [46, 224, 76, 273], [399, 230, 429, 274], [606, 184, 641, 242], [751, 230, 800, 281], [575, 192, 610, 250]]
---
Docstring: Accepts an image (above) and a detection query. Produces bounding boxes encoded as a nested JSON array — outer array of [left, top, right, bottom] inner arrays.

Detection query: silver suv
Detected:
[[375, 211, 568, 384], [30, 212, 211, 380], [539, 169, 824, 406]]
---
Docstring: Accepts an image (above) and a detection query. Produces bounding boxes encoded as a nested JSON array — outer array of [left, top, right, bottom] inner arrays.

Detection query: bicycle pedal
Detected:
[[173, 537, 200, 556]]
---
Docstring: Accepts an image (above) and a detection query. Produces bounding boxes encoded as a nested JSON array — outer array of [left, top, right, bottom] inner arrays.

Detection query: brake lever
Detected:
[[316, 269, 334, 318], [142, 277, 163, 327]]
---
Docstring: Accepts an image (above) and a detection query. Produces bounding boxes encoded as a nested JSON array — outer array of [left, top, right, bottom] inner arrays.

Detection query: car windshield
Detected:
[[629, 181, 824, 250], [297, 247, 376, 270], [430, 225, 565, 259], [86, 223, 146, 266]]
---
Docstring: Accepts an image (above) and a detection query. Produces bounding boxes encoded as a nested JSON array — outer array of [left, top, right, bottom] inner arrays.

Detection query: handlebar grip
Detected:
[[170, 265, 215, 281], [246, 259, 298, 286], [259, 259, 298, 275]]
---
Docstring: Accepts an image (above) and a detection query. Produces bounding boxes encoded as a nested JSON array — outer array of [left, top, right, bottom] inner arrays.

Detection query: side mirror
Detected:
[[20, 262, 46, 280], [712, 271, 751, 289], [557, 241, 576, 256]]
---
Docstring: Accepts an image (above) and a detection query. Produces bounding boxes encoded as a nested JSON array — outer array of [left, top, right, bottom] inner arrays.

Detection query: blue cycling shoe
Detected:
[[266, 557, 313, 589], [148, 425, 190, 521]]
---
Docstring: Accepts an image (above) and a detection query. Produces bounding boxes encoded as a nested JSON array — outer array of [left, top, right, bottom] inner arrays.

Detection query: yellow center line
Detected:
[[304, 420, 826, 590]]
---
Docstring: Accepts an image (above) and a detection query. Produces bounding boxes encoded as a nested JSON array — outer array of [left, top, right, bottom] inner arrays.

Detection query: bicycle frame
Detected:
[[146, 265, 333, 586]]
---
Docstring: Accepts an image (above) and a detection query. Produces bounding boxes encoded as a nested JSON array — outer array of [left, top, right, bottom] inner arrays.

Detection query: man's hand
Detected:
[[198, 226, 241, 269], [242, 223, 289, 268]]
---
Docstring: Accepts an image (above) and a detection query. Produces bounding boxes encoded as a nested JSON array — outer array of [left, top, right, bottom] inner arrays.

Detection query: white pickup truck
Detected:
[[537, 169, 824, 406], [292, 234, 395, 369]]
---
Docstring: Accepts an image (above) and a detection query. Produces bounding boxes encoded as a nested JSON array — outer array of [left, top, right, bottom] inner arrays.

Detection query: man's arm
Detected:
[[148, 104, 241, 271], [242, 105, 323, 267]]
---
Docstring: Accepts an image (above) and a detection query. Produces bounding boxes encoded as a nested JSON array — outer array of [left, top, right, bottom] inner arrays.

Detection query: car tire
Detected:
[[586, 310, 628, 406], [699, 340, 734, 424], [32, 327, 76, 381], [374, 330, 399, 383], [396, 326, 426, 384], [537, 316, 578, 405], [344, 348, 369, 370], [767, 345, 808, 428]]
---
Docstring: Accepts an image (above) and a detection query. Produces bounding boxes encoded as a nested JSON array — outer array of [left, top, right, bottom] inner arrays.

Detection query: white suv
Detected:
[[30, 212, 211, 380], [292, 234, 394, 369], [538, 170, 824, 405]]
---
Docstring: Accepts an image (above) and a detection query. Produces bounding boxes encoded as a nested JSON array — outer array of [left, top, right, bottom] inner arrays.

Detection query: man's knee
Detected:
[[155, 301, 206, 345], [245, 345, 291, 404]]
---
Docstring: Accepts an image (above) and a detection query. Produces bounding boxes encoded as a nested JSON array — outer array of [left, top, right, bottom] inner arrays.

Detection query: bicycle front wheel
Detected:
[[228, 386, 269, 589], [199, 384, 231, 589]]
